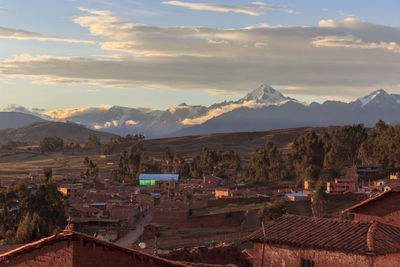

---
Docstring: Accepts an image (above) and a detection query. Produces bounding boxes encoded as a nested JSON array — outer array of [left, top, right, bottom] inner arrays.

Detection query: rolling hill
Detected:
[[0, 121, 118, 144]]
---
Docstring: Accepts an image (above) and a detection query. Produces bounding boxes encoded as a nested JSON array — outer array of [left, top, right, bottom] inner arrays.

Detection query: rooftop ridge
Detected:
[[367, 221, 378, 252], [243, 214, 400, 255]]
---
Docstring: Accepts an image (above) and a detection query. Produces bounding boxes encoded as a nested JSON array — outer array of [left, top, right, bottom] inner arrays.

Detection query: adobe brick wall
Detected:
[[372, 253, 400, 267], [207, 197, 266, 207], [184, 211, 246, 228], [161, 244, 252, 267], [353, 193, 400, 227], [1, 238, 186, 267], [0, 241, 73, 267], [252, 243, 372, 267]]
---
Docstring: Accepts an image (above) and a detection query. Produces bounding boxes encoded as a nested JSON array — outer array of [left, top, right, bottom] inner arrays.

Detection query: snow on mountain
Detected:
[[181, 85, 299, 125], [357, 89, 387, 107], [4, 85, 400, 138], [355, 89, 400, 108], [240, 84, 295, 104]]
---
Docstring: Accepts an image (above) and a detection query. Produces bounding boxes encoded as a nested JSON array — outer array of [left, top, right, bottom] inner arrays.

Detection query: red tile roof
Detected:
[[243, 214, 400, 255], [0, 230, 188, 266], [343, 186, 400, 213]]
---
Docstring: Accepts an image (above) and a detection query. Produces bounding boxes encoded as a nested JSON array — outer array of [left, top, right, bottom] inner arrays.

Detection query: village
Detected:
[[1, 152, 400, 266]]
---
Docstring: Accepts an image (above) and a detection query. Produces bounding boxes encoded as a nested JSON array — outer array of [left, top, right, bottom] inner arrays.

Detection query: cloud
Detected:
[[125, 120, 139, 125], [77, 7, 112, 16], [1, 12, 400, 99], [312, 35, 400, 53], [181, 100, 285, 125], [162, 1, 292, 16], [0, 8, 7, 11], [339, 11, 355, 17], [43, 106, 111, 120], [0, 26, 95, 43]]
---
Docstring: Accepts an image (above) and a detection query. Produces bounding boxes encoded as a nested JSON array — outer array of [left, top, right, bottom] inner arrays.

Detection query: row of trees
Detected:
[[243, 121, 400, 185], [0, 168, 68, 244]]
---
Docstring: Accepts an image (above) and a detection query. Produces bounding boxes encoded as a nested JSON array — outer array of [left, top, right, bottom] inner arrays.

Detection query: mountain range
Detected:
[[1, 85, 400, 139]]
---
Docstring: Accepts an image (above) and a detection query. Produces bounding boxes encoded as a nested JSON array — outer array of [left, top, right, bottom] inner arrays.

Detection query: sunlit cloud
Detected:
[[0, 11, 400, 99], [162, 1, 293, 16], [0, 26, 95, 43]]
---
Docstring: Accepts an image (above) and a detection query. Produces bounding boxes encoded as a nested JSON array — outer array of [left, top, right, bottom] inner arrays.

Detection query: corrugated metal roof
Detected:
[[139, 174, 179, 181]]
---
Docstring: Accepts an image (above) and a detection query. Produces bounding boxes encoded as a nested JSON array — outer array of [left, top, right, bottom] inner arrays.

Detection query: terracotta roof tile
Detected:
[[0, 231, 188, 266], [343, 187, 400, 213], [243, 215, 400, 255]]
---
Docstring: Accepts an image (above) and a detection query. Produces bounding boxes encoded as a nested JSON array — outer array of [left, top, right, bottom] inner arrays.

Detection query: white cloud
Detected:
[[312, 35, 400, 53], [0, 26, 95, 44], [77, 7, 112, 16], [43, 106, 111, 120], [339, 11, 355, 17], [162, 1, 292, 16], [181, 100, 284, 125], [125, 120, 139, 125], [1, 12, 400, 99]]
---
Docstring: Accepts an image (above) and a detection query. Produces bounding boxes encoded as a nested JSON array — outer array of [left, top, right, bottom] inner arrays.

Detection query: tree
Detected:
[[164, 147, 174, 172], [14, 212, 48, 244], [39, 136, 64, 152], [200, 147, 218, 174], [244, 141, 284, 182], [191, 155, 203, 178], [81, 158, 99, 182], [291, 131, 325, 182], [87, 135, 101, 148], [311, 179, 328, 218], [324, 124, 367, 168], [258, 198, 286, 224], [42, 167, 53, 183], [0, 180, 68, 244]]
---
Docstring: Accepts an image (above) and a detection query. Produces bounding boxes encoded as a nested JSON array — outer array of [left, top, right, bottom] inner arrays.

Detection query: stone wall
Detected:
[[252, 243, 372, 267], [161, 243, 252, 267]]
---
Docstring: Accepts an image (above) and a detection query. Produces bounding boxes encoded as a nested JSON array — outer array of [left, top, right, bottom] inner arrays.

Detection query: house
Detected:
[[151, 201, 189, 226], [390, 172, 400, 180], [326, 178, 356, 194], [139, 174, 179, 186], [155, 179, 179, 198], [143, 223, 160, 241], [0, 229, 188, 266], [343, 187, 400, 227], [203, 175, 222, 186], [285, 193, 309, 202], [58, 186, 80, 199], [243, 214, 400, 267]]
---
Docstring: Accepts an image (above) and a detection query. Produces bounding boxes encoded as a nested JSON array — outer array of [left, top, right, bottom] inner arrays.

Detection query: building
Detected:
[[243, 214, 400, 267], [285, 193, 309, 202], [326, 178, 356, 194], [139, 174, 179, 186], [390, 172, 400, 180], [214, 188, 230, 199], [0, 229, 188, 266], [343, 187, 400, 227], [58, 186, 80, 199], [203, 175, 222, 186], [151, 201, 188, 226]]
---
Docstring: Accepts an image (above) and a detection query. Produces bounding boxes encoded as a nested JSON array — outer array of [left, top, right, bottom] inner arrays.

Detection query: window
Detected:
[[302, 259, 315, 267]]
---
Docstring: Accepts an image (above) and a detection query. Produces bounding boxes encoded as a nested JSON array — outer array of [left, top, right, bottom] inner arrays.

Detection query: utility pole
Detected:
[[261, 221, 266, 267]]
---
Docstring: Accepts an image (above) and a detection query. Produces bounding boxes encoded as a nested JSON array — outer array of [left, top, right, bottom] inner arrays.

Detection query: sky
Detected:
[[0, 0, 399, 111]]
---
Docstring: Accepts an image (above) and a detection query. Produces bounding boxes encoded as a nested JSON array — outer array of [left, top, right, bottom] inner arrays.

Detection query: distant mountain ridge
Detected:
[[2, 86, 400, 138], [0, 121, 117, 144]]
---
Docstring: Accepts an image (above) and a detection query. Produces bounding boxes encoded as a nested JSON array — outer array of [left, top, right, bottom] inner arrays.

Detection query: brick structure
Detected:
[[343, 187, 400, 227], [0, 230, 188, 267], [151, 201, 189, 226], [244, 215, 400, 267], [326, 178, 356, 194]]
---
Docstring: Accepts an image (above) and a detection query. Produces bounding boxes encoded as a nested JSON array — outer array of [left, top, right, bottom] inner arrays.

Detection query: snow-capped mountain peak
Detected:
[[241, 84, 293, 104], [357, 89, 391, 107]]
